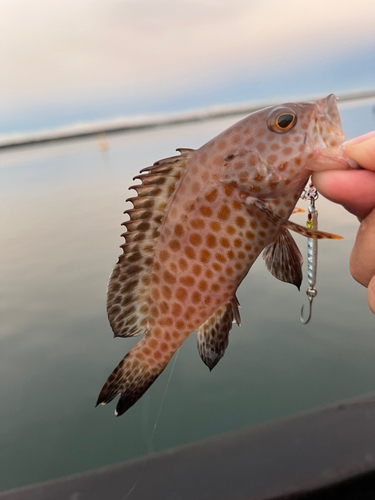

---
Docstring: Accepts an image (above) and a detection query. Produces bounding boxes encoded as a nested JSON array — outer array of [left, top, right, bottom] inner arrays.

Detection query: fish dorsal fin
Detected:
[[107, 150, 192, 338], [263, 228, 303, 290], [197, 296, 240, 371]]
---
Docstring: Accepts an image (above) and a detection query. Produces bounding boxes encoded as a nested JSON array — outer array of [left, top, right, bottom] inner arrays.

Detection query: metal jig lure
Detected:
[[300, 183, 319, 324]]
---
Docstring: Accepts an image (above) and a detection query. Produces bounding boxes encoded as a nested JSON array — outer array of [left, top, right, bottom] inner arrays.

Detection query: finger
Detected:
[[312, 170, 375, 220], [344, 131, 375, 172], [368, 275, 375, 315], [350, 207, 375, 287]]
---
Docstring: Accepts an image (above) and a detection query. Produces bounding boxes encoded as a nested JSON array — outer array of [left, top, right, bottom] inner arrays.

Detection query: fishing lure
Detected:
[[300, 183, 319, 324]]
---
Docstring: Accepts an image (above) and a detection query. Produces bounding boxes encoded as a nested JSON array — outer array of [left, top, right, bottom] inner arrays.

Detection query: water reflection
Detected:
[[0, 103, 374, 491]]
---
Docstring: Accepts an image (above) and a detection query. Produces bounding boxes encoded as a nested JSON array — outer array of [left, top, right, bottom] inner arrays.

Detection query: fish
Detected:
[[97, 94, 354, 416]]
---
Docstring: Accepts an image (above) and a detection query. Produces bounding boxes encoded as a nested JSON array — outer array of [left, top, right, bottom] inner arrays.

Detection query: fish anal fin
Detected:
[[197, 296, 240, 371], [107, 149, 192, 339], [263, 228, 303, 290], [251, 199, 343, 240]]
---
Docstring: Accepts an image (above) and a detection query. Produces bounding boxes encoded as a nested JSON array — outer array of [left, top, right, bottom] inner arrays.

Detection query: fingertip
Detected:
[[311, 170, 348, 203], [367, 275, 375, 315], [344, 133, 375, 172]]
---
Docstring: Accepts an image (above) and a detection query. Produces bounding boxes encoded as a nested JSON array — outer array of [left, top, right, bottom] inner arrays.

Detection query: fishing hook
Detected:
[[300, 287, 317, 324]]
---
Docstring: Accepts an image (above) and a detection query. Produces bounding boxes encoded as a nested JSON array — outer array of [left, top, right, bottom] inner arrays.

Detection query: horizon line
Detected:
[[1, 88, 375, 150]]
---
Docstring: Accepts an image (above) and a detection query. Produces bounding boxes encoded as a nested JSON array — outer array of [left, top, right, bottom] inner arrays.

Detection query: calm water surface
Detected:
[[1, 101, 375, 492]]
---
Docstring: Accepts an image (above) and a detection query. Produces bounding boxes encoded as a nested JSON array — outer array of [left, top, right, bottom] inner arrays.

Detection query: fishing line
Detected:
[[119, 349, 179, 500]]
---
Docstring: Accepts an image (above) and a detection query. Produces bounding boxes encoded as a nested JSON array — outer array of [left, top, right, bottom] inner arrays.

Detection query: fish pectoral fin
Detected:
[[250, 199, 343, 240], [197, 296, 240, 371], [263, 228, 303, 290], [292, 207, 305, 214]]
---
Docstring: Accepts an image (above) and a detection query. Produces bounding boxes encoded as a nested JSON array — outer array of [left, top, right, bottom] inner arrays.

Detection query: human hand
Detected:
[[312, 131, 375, 315]]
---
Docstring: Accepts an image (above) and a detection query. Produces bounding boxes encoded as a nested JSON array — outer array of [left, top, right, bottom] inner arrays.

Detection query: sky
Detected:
[[1, 0, 375, 135]]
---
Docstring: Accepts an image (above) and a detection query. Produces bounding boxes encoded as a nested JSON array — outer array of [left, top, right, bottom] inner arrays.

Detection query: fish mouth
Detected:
[[315, 94, 346, 149], [304, 94, 357, 172]]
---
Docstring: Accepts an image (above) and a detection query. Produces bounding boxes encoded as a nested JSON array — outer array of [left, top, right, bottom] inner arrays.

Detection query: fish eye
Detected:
[[267, 108, 297, 134]]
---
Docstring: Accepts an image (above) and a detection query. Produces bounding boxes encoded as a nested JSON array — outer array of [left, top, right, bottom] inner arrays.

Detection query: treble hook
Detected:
[[300, 287, 317, 324]]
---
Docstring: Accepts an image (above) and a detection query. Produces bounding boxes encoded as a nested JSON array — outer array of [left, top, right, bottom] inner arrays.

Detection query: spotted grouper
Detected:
[[97, 94, 354, 416]]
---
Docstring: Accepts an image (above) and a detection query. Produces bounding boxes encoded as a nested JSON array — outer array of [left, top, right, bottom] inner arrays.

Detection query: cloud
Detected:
[[1, 0, 375, 117]]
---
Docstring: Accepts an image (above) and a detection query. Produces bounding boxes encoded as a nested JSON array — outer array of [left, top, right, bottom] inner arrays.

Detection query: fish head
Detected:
[[264, 94, 352, 171], [221, 94, 355, 198]]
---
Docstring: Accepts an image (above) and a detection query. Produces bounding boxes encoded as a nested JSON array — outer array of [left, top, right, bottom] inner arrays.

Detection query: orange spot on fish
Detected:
[[198, 280, 208, 292], [227, 250, 235, 260], [190, 233, 202, 246], [163, 270, 176, 284], [180, 276, 195, 287], [169, 239, 181, 252], [149, 339, 158, 349], [206, 234, 217, 248], [218, 205, 230, 220], [200, 206, 213, 217], [220, 237, 230, 248], [216, 253, 226, 263], [206, 189, 218, 203], [159, 250, 170, 262], [178, 258, 188, 271], [210, 221, 221, 232], [162, 286, 172, 300], [224, 185, 233, 197], [174, 224, 184, 237], [172, 303, 182, 316], [160, 301, 169, 314], [236, 216, 246, 228], [176, 287, 188, 301], [191, 218, 205, 229], [185, 246, 196, 259], [192, 264, 202, 276], [205, 269, 213, 279], [200, 249, 211, 263], [267, 155, 277, 165]]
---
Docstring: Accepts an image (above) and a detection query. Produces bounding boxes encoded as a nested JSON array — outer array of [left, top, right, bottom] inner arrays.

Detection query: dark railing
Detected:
[[1, 394, 375, 500]]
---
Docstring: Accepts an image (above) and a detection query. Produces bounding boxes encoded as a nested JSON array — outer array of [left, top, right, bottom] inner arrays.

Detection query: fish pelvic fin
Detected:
[[250, 199, 343, 240], [107, 149, 192, 339], [197, 296, 241, 371], [96, 337, 169, 416], [263, 228, 303, 290]]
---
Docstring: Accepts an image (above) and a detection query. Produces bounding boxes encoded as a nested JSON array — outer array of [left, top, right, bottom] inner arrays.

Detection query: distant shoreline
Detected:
[[1, 89, 375, 150]]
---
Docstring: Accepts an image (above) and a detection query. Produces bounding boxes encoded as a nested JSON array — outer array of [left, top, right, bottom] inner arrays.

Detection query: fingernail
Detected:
[[345, 131, 375, 147]]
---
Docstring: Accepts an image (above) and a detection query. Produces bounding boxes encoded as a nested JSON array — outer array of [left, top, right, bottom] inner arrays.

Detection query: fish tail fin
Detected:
[[96, 337, 168, 416]]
